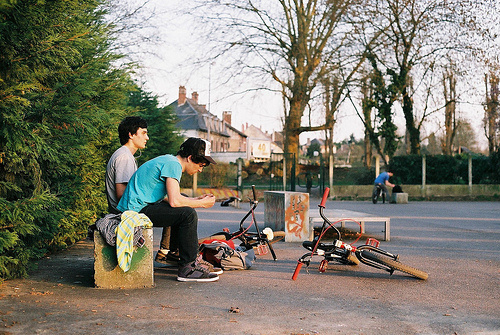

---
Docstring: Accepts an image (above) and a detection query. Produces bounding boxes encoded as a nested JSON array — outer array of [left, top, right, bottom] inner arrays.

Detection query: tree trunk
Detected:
[[284, 98, 303, 167], [442, 69, 457, 155], [484, 73, 499, 155], [402, 87, 420, 154], [362, 84, 373, 168]]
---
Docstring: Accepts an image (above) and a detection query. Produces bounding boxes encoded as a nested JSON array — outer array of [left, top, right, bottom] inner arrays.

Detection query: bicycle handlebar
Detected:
[[319, 187, 330, 208], [291, 262, 303, 281]]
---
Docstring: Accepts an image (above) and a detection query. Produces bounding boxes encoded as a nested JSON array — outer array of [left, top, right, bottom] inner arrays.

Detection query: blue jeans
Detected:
[[140, 202, 198, 266]]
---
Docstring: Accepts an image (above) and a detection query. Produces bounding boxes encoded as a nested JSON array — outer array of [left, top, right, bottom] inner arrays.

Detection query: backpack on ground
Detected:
[[199, 241, 255, 270]]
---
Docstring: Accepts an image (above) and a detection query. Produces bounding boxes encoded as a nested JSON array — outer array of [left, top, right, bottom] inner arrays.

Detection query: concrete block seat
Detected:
[[94, 229, 154, 289], [391, 192, 409, 204]]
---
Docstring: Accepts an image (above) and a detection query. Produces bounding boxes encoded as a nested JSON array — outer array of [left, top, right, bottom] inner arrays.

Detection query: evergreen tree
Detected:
[[127, 88, 183, 165], [0, 0, 133, 280]]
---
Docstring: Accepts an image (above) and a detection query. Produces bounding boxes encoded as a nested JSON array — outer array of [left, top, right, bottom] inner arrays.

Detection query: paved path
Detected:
[[1, 200, 499, 334]]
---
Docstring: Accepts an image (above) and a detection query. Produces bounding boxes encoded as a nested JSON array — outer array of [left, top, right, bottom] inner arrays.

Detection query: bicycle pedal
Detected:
[[366, 238, 380, 247], [319, 259, 328, 272], [255, 244, 268, 255]]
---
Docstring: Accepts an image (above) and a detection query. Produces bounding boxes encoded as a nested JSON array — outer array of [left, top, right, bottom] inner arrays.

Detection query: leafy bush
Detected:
[[327, 167, 374, 185], [389, 155, 422, 184], [490, 149, 500, 183], [389, 154, 499, 185]]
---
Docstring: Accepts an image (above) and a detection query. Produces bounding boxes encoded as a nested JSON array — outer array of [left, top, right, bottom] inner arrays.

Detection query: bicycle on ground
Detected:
[[208, 185, 285, 261], [292, 187, 428, 280]]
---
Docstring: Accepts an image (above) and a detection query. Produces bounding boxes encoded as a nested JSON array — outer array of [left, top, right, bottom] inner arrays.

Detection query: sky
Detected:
[[118, 0, 490, 149], [118, 0, 366, 145]]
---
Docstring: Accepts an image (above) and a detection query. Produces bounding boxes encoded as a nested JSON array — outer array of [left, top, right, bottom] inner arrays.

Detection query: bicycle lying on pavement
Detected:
[[206, 185, 285, 261], [292, 188, 428, 280]]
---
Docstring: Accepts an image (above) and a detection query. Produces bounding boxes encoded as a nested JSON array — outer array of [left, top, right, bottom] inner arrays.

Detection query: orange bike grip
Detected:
[[319, 187, 330, 207], [292, 262, 303, 281]]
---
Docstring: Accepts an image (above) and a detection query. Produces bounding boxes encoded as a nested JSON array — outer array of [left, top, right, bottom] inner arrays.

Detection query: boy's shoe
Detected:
[[196, 255, 223, 275], [177, 261, 219, 282], [155, 250, 180, 266]]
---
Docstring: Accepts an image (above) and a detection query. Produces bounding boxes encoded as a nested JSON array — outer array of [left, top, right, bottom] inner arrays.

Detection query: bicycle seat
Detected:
[[303, 240, 335, 251]]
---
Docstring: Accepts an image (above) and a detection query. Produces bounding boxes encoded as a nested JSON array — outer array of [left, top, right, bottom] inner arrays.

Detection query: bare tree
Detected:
[[321, 74, 340, 164], [484, 72, 499, 154], [103, 0, 167, 72], [190, 0, 379, 161], [359, 0, 479, 155], [360, 75, 373, 167], [441, 65, 458, 155]]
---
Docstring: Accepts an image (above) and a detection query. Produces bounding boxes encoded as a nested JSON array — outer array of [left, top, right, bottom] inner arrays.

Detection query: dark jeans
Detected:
[[140, 202, 198, 266], [373, 183, 389, 202]]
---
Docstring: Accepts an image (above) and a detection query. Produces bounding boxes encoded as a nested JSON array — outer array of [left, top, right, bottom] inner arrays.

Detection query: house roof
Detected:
[[169, 98, 231, 138], [243, 124, 271, 140], [225, 122, 247, 138]]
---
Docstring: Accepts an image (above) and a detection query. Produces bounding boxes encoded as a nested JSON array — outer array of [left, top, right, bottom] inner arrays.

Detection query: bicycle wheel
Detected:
[[372, 188, 378, 204], [345, 253, 360, 265], [360, 250, 428, 280]]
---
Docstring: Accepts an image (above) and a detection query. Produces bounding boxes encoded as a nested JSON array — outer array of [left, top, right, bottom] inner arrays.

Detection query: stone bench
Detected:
[[310, 215, 391, 241], [94, 229, 154, 289]]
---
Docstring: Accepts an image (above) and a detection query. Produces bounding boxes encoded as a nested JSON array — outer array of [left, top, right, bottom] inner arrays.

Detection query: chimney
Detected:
[[192, 92, 199, 104], [222, 111, 232, 125], [178, 86, 186, 105]]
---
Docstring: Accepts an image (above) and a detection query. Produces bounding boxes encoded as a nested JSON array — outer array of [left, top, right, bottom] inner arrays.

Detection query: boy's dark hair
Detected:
[[118, 116, 148, 145], [177, 137, 216, 165]]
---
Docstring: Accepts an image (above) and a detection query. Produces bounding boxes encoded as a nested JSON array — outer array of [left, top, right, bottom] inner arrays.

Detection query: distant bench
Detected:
[[309, 215, 391, 241]]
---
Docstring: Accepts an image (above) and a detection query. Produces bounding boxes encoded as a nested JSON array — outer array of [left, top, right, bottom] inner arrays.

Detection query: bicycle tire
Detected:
[[345, 253, 360, 265], [360, 250, 428, 280], [372, 189, 378, 204]]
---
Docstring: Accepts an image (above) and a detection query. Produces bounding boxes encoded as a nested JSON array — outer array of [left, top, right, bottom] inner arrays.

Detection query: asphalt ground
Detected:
[[1, 199, 499, 335]]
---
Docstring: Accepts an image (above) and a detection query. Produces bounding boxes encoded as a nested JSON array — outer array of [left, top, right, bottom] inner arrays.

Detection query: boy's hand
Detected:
[[199, 194, 216, 208]]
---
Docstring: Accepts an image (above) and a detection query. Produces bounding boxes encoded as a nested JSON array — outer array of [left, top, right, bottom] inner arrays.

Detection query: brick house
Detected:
[[168, 86, 247, 162]]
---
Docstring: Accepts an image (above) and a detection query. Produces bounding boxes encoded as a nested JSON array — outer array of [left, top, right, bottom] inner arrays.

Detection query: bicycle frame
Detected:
[[216, 185, 279, 261]]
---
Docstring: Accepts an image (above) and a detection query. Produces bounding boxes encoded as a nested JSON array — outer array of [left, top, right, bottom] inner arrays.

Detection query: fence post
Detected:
[[329, 153, 334, 198], [468, 154, 472, 195], [283, 155, 287, 191], [422, 155, 426, 198], [237, 158, 243, 196]]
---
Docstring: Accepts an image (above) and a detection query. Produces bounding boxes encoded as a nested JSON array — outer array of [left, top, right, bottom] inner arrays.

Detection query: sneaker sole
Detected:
[[176, 275, 219, 282], [211, 269, 224, 275]]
